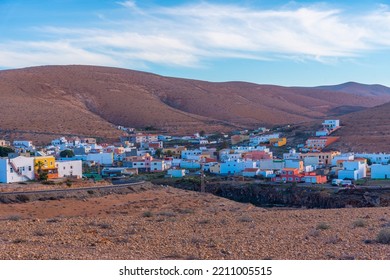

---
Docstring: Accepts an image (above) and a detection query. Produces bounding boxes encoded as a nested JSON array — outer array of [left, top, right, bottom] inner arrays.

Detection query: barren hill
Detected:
[[329, 102, 390, 152], [317, 82, 390, 98], [1, 65, 389, 143]]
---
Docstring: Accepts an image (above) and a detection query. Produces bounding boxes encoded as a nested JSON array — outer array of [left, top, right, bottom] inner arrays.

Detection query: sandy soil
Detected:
[[0, 186, 389, 260], [0, 179, 110, 193]]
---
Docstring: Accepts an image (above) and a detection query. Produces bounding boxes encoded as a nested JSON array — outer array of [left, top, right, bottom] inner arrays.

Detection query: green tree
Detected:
[[34, 161, 48, 181], [155, 148, 163, 158], [165, 150, 173, 157], [0, 146, 14, 157], [60, 149, 75, 158]]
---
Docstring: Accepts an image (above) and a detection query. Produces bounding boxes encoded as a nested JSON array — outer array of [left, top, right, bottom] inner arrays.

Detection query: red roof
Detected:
[[243, 168, 259, 172]]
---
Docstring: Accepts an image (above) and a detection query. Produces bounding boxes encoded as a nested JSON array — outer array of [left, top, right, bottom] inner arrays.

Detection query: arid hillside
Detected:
[[317, 82, 390, 98], [0, 185, 389, 260], [1, 65, 389, 143], [329, 102, 390, 152]]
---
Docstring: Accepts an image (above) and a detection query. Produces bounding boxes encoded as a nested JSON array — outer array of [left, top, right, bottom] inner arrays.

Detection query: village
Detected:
[[0, 119, 390, 188]]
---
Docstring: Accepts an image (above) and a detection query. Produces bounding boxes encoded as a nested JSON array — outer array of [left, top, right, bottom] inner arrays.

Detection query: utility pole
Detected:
[[200, 158, 205, 193]]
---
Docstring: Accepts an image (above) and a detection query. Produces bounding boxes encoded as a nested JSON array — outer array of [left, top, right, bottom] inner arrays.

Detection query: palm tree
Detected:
[[34, 161, 47, 181]]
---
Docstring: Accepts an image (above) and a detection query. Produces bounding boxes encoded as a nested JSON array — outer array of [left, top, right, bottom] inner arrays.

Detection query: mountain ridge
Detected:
[[0, 65, 389, 147]]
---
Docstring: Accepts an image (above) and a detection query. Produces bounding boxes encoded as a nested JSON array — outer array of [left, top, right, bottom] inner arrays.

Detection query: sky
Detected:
[[1, 0, 390, 86]]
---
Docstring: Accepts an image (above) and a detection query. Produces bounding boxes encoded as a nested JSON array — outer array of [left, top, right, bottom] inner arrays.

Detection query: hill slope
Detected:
[[317, 82, 390, 98], [0, 65, 389, 143], [330, 101, 390, 152]]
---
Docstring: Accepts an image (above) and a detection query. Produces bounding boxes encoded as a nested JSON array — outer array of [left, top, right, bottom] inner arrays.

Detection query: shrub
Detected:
[[176, 208, 195, 214], [7, 215, 21, 221], [352, 219, 367, 228], [316, 222, 330, 230], [376, 228, 390, 244], [46, 218, 61, 223], [142, 211, 153, 217], [15, 194, 30, 203], [198, 219, 210, 224], [238, 216, 253, 223], [158, 211, 176, 217], [34, 231, 46, 237], [13, 238, 26, 244], [98, 223, 112, 229]]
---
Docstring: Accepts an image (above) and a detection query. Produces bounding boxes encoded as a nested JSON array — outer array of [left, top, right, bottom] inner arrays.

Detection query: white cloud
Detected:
[[2, 2, 390, 69], [117, 0, 136, 9]]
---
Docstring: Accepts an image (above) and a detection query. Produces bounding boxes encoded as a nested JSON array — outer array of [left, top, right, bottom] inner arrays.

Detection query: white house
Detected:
[[285, 159, 304, 171], [355, 153, 390, 164], [51, 137, 68, 147], [283, 149, 301, 160], [303, 156, 319, 168], [218, 159, 256, 175], [249, 133, 280, 145], [338, 160, 367, 180], [150, 160, 168, 172], [56, 160, 83, 178], [167, 169, 186, 178], [0, 156, 35, 183], [180, 160, 201, 169], [86, 152, 114, 166], [13, 140, 35, 152], [332, 153, 355, 166], [242, 168, 261, 177], [371, 164, 390, 179], [181, 149, 203, 159], [220, 153, 242, 162], [322, 120, 340, 130], [257, 159, 285, 170]]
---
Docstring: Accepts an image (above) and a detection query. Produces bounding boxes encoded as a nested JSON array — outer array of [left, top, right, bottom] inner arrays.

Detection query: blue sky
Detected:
[[1, 0, 390, 86]]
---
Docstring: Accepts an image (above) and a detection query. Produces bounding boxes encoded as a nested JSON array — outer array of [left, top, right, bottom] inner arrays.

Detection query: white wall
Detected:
[[56, 160, 82, 178], [86, 153, 113, 166], [355, 153, 390, 164], [257, 159, 285, 170], [0, 156, 35, 183], [371, 164, 390, 179]]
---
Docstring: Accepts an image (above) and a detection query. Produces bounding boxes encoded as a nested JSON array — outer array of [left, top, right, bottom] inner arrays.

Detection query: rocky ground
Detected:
[[0, 185, 389, 260]]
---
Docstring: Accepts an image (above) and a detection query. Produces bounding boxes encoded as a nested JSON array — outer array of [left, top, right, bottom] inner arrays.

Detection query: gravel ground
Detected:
[[0, 187, 389, 260]]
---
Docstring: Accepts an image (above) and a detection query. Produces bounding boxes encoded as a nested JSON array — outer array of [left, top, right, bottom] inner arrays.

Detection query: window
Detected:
[[10, 168, 13, 173], [288, 177, 293, 181], [295, 177, 300, 181], [70, 166, 73, 169], [28, 166, 31, 171], [288, 171, 293, 175]]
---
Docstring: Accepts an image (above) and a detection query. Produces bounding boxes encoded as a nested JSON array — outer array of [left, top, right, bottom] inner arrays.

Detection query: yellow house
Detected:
[[163, 146, 187, 159], [299, 151, 340, 165], [269, 138, 287, 147], [34, 156, 58, 179]]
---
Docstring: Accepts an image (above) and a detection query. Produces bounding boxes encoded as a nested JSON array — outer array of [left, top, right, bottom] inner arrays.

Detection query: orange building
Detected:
[[34, 156, 58, 179], [305, 137, 339, 151], [303, 172, 327, 184]]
